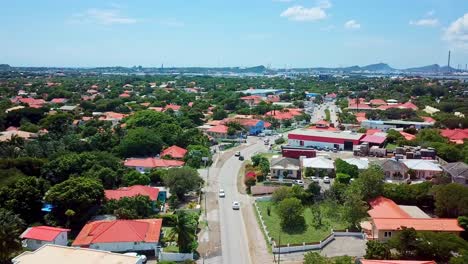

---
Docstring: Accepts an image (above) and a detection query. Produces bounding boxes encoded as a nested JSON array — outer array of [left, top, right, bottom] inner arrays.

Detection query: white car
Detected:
[[292, 180, 304, 186], [219, 189, 225, 198], [323, 176, 331, 183], [311, 176, 319, 183], [235, 151, 241, 157], [123, 252, 147, 263], [232, 201, 240, 210]]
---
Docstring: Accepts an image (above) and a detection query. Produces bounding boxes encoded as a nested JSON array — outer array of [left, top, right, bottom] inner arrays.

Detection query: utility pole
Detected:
[[278, 231, 281, 264]]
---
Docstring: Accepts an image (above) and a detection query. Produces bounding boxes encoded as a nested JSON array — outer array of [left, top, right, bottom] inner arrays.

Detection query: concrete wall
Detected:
[[270, 169, 300, 179], [158, 252, 194, 262], [89, 242, 158, 253]]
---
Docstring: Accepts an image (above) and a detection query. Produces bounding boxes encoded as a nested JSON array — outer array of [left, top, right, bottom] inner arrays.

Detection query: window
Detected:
[[384, 231, 392, 238]]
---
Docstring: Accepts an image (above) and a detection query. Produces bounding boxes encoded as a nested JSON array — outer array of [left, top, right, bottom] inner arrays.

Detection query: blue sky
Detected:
[[1, 0, 468, 68]]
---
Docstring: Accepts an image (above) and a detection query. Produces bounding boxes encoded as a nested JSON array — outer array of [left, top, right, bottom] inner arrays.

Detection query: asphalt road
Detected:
[[217, 138, 267, 264], [308, 101, 339, 126]]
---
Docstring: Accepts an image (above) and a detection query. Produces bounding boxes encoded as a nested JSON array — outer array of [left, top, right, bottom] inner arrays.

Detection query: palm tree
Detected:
[[168, 211, 197, 253], [0, 209, 25, 263]]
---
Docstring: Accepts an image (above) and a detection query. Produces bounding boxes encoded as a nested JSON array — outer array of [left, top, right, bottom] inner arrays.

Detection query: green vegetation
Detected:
[[324, 109, 331, 121]]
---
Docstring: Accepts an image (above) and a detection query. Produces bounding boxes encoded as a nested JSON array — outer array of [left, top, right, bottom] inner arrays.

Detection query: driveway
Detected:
[[321, 237, 367, 257]]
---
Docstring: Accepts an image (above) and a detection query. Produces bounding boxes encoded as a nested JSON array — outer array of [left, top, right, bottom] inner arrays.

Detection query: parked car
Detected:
[[235, 151, 241, 157], [238, 155, 244, 161], [124, 253, 147, 263], [292, 180, 304, 186], [332, 148, 338, 153], [311, 176, 319, 183], [232, 201, 240, 210], [219, 189, 225, 198], [323, 176, 331, 183]]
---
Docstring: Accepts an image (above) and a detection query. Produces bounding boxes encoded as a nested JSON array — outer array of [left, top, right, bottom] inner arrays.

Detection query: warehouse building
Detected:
[[288, 129, 364, 151]]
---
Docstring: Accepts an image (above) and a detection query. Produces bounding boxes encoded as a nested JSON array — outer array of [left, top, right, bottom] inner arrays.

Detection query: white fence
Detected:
[[158, 251, 194, 262], [254, 199, 366, 254]]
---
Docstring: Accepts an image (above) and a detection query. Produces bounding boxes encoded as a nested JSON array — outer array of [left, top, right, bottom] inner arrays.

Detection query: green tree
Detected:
[[212, 108, 228, 120], [45, 177, 104, 227], [119, 128, 163, 157], [0, 209, 25, 263], [433, 183, 468, 217], [168, 211, 198, 253], [39, 112, 73, 135], [364, 240, 390, 260], [352, 165, 384, 200], [343, 188, 368, 230], [0, 177, 49, 224], [125, 110, 175, 129], [162, 167, 203, 201], [335, 159, 359, 178], [303, 252, 331, 264], [271, 186, 292, 203], [184, 145, 211, 168], [276, 197, 305, 231], [388, 227, 419, 259], [336, 173, 352, 184], [104, 195, 153, 219], [122, 170, 151, 186]]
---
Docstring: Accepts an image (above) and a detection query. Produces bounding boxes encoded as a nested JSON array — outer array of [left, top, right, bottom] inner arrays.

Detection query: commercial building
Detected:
[[288, 129, 364, 151]]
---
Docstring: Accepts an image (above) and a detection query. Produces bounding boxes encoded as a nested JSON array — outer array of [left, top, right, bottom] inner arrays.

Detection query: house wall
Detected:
[[288, 139, 344, 150], [88, 242, 159, 253], [375, 229, 460, 242], [270, 169, 300, 179]]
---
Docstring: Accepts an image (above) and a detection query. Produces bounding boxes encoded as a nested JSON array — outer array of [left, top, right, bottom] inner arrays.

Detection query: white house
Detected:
[[20, 226, 70, 250], [302, 156, 335, 176], [402, 159, 443, 179], [72, 219, 163, 255], [12, 244, 143, 264], [343, 158, 369, 170]]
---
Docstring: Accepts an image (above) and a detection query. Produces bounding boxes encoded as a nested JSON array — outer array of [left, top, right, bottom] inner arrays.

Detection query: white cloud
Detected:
[[444, 13, 468, 49], [280, 1, 332, 22], [409, 18, 439, 27], [71, 8, 137, 25], [344, 20, 360, 29]]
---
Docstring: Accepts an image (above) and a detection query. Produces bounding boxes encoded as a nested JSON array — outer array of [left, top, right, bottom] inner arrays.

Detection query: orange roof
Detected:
[[207, 125, 229, 134], [105, 185, 159, 201], [399, 131, 416, 141], [366, 129, 382, 135], [161, 145, 187, 159], [368, 196, 410, 218], [421, 116, 436, 123], [119, 93, 131, 98], [165, 104, 181, 111], [264, 108, 303, 120], [316, 120, 330, 125], [440, 129, 468, 141], [355, 112, 367, 118], [72, 219, 162, 246], [369, 99, 387, 105], [373, 218, 464, 232], [124, 158, 184, 168], [149, 107, 164, 112], [360, 260, 436, 264]]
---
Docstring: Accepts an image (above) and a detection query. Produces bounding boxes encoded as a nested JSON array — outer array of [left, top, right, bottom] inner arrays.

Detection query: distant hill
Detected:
[[361, 63, 394, 72], [403, 64, 456, 73], [0, 64, 11, 70]]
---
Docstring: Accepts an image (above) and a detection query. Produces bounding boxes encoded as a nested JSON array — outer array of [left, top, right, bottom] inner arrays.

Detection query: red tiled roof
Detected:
[[355, 112, 367, 118], [421, 116, 436, 123], [348, 104, 372, 110], [124, 158, 184, 168], [72, 219, 162, 246], [366, 129, 382, 135], [263, 121, 272, 128], [51, 98, 67, 104], [149, 107, 164, 112], [264, 108, 303, 120], [378, 102, 418, 111], [21, 226, 70, 242], [361, 135, 386, 144], [368, 196, 410, 218], [399, 131, 416, 141], [440, 129, 468, 141], [161, 145, 187, 159], [165, 104, 181, 111], [316, 120, 330, 125], [227, 118, 262, 127], [360, 260, 436, 264], [119, 93, 131, 98], [207, 125, 229, 134], [373, 218, 464, 232], [369, 99, 387, 105], [105, 185, 159, 201]]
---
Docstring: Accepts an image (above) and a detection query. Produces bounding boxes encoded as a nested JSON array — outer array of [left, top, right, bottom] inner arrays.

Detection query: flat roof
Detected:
[[12, 244, 140, 264], [289, 128, 364, 140]]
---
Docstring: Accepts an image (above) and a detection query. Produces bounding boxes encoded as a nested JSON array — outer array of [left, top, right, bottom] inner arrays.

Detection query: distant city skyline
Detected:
[[1, 0, 467, 68]]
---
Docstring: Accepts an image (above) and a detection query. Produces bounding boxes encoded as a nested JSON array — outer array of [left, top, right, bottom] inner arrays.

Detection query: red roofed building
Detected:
[[50, 98, 68, 104], [361, 134, 387, 146], [161, 145, 188, 159], [369, 99, 387, 106], [207, 125, 229, 138], [363, 196, 464, 241], [399, 131, 416, 141], [105, 185, 159, 201], [124, 158, 184, 173], [164, 104, 181, 112], [440, 129, 468, 144], [264, 108, 303, 120], [20, 226, 70, 250], [72, 219, 162, 254], [366, 129, 382, 135], [240, 95, 263, 106], [119, 93, 131, 98], [359, 260, 436, 264], [149, 106, 164, 112]]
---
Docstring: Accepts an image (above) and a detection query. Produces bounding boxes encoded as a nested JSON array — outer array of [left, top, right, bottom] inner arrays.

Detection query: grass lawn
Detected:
[[386, 143, 397, 151], [256, 200, 348, 245], [258, 152, 281, 161], [163, 244, 179, 253]]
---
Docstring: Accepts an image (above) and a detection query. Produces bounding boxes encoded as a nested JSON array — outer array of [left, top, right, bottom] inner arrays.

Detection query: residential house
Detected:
[[0, 129, 37, 142], [50, 98, 68, 104], [401, 159, 442, 180], [72, 219, 163, 254], [264, 108, 303, 121], [20, 226, 70, 250], [270, 157, 301, 180], [343, 158, 369, 170], [12, 244, 143, 264], [105, 185, 161, 210], [206, 125, 229, 139], [59, 105, 80, 113], [442, 162, 468, 185], [440, 129, 468, 144], [160, 145, 187, 159], [362, 196, 463, 241], [124, 158, 184, 173], [377, 159, 408, 180], [240, 95, 263, 106], [302, 156, 335, 176], [225, 118, 265, 135]]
